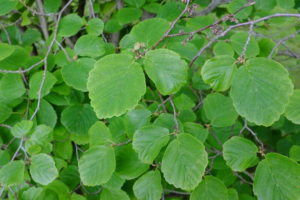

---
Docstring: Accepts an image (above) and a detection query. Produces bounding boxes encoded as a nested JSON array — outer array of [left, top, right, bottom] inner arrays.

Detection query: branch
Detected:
[[0, 21, 12, 45], [170, 95, 179, 135]]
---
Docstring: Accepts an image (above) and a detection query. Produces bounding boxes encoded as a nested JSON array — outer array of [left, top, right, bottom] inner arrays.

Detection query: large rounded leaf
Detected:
[[74, 35, 105, 57], [30, 154, 58, 185], [133, 170, 162, 200], [230, 58, 294, 126], [0, 160, 24, 187], [201, 56, 237, 91], [133, 125, 170, 164], [191, 176, 229, 200], [223, 136, 258, 172], [161, 133, 208, 190], [86, 18, 104, 36], [203, 93, 238, 127], [230, 32, 259, 58], [58, 14, 84, 37], [61, 104, 97, 136], [285, 90, 300, 124], [253, 153, 300, 199], [143, 49, 188, 95], [116, 144, 149, 180], [62, 58, 96, 91], [78, 146, 115, 186], [0, 0, 18, 16], [87, 54, 146, 119]]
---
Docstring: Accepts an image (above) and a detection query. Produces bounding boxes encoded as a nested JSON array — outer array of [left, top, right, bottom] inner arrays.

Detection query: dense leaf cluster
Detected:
[[1, 0, 300, 199]]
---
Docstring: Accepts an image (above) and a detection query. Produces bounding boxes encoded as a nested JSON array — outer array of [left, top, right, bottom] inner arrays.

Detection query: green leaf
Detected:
[[203, 93, 238, 127], [89, 121, 113, 147], [186, 16, 214, 35], [192, 70, 211, 90], [285, 90, 300, 125], [53, 140, 73, 161], [289, 145, 300, 162], [231, 58, 294, 126], [86, 18, 104, 36], [104, 19, 123, 33], [62, 58, 96, 91], [61, 104, 97, 136], [230, 32, 259, 58], [116, 8, 143, 25], [144, 49, 188, 95], [102, 172, 125, 190], [128, 18, 169, 49], [116, 144, 150, 180], [143, 3, 162, 14], [0, 150, 10, 166], [124, 109, 151, 140], [202, 56, 237, 92], [21, 29, 41, 47], [228, 0, 252, 19], [0, 74, 26, 99], [0, 46, 30, 70], [133, 125, 170, 164], [124, 0, 146, 8], [0, 43, 14, 60], [277, 0, 295, 9], [223, 136, 258, 172], [255, 0, 277, 11], [216, 169, 237, 187], [133, 170, 162, 200], [253, 153, 300, 199], [22, 187, 43, 200], [191, 176, 229, 200], [74, 35, 105, 57], [28, 71, 57, 99], [0, 0, 18, 16], [258, 38, 276, 58], [31, 99, 57, 129], [43, 0, 61, 13], [30, 154, 58, 185], [213, 42, 234, 57], [0, 104, 12, 123], [87, 54, 146, 119], [161, 133, 208, 190], [157, 1, 183, 22], [79, 146, 115, 186], [100, 188, 130, 200], [183, 122, 208, 143], [173, 94, 195, 110], [11, 120, 33, 138], [60, 165, 80, 190], [0, 160, 24, 187], [25, 125, 53, 155], [58, 14, 84, 37]]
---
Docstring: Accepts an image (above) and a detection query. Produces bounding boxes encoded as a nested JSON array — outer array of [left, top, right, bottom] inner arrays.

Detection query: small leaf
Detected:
[[86, 18, 104, 36], [0, 160, 24, 187], [43, 0, 61, 13], [254, 0, 277, 11], [213, 42, 234, 57], [202, 56, 237, 91], [0, 0, 18, 16], [0, 43, 14, 60], [191, 176, 229, 200], [30, 154, 58, 185], [133, 125, 170, 164], [102, 172, 125, 190], [124, 0, 146, 8], [116, 8, 143, 25], [183, 122, 208, 143], [116, 144, 149, 180], [87, 54, 146, 119], [230, 32, 259, 58], [100, 188, 130, 200], [0, 104, 11, 123], [74, 35, 105, 57], [285, 90, 300, 125], [89, 121, 113, 147], [203, 93, 238, 127], [61, 104, 98, 136], [58, 14, 84, 37], [144, 49, 188, 95], [79, 146, 115, 186], [253, 153, 300, 199], [0, 74, 26, 99], [228, 0, 252, 19], [11, 120, 33, 138], [277, 0, 295, 9], [231, 58, 294, 126], [62, 58, 96, 91], [28, 71, 57, 99], [161, 133, 208, 190], [223, 136, 258, 172], [124, 109, 151, 140], [133, 170, 162, 200], [173, 94, 195, 110], [289, 145, 300, 162], [258, 38, 276, 58]]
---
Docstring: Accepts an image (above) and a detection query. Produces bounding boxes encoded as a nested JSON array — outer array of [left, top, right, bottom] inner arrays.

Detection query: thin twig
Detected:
[[0, 21, 12, 45], [111, 140, 132, 147], [163, 189, 191, 195], [169, 96, 179, 134], [157, 91, 168, 113], [233, 171, 253, 185]]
